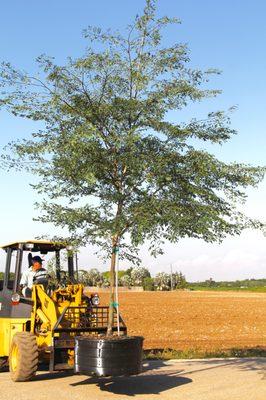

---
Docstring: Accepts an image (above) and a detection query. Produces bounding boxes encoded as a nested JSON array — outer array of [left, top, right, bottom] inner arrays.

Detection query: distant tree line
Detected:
[[0, 265, 186, 291], [78, 267, 187, 291], [0, 272, 15, 280], [1, 270, 265, 292], [190, 278, 266, 289], [76, 269, 266, 291]]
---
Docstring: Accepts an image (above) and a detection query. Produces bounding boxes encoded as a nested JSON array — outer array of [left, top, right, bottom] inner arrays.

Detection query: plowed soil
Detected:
[[99, 291, 266, 351]]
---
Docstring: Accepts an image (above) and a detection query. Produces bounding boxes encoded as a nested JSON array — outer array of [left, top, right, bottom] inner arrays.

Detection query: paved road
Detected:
[[0, 358, 265, 400]]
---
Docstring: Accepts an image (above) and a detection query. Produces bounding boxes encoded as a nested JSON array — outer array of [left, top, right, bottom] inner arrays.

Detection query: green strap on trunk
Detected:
[[110, 301, 119, 307], [112, 246, 119, 254]]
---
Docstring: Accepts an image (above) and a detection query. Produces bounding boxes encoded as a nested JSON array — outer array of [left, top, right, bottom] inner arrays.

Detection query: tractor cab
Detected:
[[0, 240, 78, 322], [0, 240, 76, 294]]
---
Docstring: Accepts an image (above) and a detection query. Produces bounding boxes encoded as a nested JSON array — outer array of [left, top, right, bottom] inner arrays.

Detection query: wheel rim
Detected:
[[10, 344, 19, 372]]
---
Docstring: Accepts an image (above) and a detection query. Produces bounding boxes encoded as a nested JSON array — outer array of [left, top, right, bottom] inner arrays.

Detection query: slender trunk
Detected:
[[107, 235, 119, 336]]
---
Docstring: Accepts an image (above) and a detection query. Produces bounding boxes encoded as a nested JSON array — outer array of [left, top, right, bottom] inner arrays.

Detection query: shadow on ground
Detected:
[[70, 357, 265, 395], [71, 360, 192, 396], [32, 370, 74, 381], [183, 357, 266, 379], [180, 357, 266, 374], [3, 355, 264, 392], [72, 374, 191, 396]]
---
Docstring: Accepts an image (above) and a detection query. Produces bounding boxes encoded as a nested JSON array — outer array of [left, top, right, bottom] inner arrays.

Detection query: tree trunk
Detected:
[[107, 235, 118, 336]]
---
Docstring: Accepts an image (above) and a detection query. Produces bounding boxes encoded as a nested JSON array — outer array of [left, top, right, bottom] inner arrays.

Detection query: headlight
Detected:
[[91, 294, 100, 306], [11, 293, 20, 305]]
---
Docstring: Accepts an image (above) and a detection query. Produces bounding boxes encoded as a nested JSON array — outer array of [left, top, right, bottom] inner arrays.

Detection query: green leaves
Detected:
[[0, 0, 265, 261]]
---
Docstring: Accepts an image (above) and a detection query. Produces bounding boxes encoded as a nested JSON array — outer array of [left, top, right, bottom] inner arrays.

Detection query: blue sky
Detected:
[[0, 0, 266, 280]]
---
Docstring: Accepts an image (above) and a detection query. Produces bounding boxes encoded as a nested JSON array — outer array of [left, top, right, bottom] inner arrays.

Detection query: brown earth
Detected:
[[98, 291, 266, 351]]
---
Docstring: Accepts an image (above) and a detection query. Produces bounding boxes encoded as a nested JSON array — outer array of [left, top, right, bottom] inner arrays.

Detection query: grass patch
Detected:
[[187, 286, 266, 293], [143, 346, 266, 360]]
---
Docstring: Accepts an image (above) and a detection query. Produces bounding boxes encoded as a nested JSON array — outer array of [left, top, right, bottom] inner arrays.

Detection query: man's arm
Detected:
[[20, 270, 28, 287]]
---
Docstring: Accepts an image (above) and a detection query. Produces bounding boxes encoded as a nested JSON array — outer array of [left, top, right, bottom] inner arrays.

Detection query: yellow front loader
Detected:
[[0, 240, 126, 381]]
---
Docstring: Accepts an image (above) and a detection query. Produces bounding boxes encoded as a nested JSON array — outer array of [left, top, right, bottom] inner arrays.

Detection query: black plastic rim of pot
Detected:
[[75, 336, 144, 377]]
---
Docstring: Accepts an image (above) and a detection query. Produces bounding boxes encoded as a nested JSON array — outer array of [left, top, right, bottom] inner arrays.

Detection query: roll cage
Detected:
[[0, 240, 77, 293]]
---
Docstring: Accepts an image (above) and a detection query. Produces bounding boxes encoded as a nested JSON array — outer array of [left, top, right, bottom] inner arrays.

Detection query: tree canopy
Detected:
[[0, 0, 264, 262]]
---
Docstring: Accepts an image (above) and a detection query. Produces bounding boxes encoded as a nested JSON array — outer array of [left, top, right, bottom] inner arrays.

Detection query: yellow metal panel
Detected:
[[0, 318, 29, 357], [0, 284, 86, 358]]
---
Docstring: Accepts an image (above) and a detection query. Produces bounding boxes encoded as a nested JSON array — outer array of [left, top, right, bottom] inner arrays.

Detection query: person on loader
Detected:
[[20, 256, 48, 297]]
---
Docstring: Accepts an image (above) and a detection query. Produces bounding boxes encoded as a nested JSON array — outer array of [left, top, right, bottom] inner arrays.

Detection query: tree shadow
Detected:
[[71, 360, 192, 396], [223, 358, 266, 375], [169, 356, 266, 377]]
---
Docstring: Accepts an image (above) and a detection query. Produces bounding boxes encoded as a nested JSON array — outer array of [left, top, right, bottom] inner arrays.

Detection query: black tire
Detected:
[[75, 336, 143, 377], [9, 332, 38, 382]]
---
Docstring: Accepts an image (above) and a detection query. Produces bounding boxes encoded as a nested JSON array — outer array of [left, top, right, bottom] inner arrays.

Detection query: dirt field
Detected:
[[99, 291, 266, 351]]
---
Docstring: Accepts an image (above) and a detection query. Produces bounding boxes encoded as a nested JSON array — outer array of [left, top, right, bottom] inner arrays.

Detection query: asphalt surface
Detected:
[[0, 358, 265, 400]]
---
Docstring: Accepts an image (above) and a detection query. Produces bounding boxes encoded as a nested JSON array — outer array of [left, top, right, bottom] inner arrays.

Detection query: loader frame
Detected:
[[0, 240, 127, 374]]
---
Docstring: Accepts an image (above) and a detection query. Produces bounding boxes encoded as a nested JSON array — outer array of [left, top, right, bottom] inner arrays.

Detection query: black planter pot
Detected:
[[75, 336, 144, 377]]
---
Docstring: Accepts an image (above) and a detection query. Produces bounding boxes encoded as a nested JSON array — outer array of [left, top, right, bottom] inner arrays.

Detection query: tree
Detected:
[[46, 257, 57, 287], [78, 270, 89, 285], [102, 269, 127, 286], [131, 266, 150, 286], [154, 272, 171, 291], [205, 277, 216, 287], [0, 0, 264, 334], [173, 271, 187, 289], [85, 268, 102, 286], [77, 268, 103, 286], [143, 276, 155, 291], [100, 272, 111, 288], [120, 274, 132, 288]]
